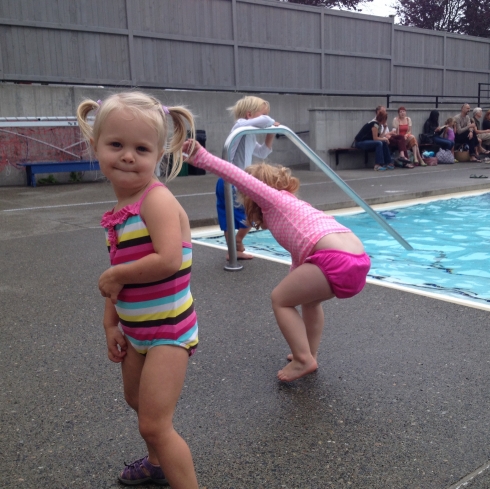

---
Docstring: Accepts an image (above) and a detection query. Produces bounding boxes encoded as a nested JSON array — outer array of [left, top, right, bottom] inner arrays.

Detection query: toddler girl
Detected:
[[183, 140, 370, 383], [77, 92, 199, 489]]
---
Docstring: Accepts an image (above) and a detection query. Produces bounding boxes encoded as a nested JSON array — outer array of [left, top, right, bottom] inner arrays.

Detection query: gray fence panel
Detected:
[[324, 15, 391, 57], [325, 55, 391, 92], [446, 37, 490, 71], [394, 30, 444, 67], [0, 0, 127, 28], [237, 1, 320, 49], [1, 0, 489, 96], [133, 38, 235, 89], [239, 47, 321, 91], [0, 26, 130, 82], [445, 70, 490, 97], [393, 66, 443, 96], [131, 0, 233, 40]]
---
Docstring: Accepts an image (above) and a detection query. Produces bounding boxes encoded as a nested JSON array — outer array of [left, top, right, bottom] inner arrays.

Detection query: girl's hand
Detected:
[[183, 139, 202, 163], [99, 267, 124, 304], [273, 122, 280, 127], [104, 325, 127, 363]]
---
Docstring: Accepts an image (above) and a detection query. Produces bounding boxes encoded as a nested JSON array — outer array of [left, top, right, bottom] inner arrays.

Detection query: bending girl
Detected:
[[183, 140, 370, 383]]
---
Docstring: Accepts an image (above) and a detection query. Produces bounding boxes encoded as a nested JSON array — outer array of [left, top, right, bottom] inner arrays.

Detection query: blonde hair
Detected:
[[241, 163, 300, 230], [444, 117, 454, 126], [76, 91, 195, 181], [228, 96, 270, 120]]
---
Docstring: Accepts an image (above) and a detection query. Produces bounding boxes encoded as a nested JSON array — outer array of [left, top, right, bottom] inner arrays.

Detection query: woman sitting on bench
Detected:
[[353, 109, 395, 171]]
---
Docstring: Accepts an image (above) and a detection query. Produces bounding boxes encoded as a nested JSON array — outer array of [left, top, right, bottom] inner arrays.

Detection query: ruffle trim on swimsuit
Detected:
[[100, 182, 164, 253], [101, 205, 140, 253]]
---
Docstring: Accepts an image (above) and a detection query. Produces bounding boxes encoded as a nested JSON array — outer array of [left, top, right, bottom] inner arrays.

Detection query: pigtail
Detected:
[[76, 99, 99, 143], [165, 106, 196, 182]]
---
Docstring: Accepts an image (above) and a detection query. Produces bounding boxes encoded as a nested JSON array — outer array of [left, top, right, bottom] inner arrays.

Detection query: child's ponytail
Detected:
[[165, 106, 196, 181], [76, 99, 99, 144]]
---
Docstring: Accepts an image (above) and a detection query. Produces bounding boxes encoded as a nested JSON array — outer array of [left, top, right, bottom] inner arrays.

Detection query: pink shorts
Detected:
[[304, 249, 371, 299]]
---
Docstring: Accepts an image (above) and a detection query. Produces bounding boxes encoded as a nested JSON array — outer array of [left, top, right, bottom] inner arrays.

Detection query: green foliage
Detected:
[[37, 174, 58, 185], [395, 0, 490, 38], [69, 171, 83, 183]]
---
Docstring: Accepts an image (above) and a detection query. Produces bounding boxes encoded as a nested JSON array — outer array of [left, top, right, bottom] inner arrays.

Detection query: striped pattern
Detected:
[[101, 190, 198, 355]]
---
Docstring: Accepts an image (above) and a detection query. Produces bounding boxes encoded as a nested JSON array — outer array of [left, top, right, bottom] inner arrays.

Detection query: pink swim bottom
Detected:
[[304, 249, 371, 299]]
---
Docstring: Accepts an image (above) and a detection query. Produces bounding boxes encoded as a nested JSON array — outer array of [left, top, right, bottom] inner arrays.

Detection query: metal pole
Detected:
[[221, 147, 243, 272], [220, 125, 413, 271]]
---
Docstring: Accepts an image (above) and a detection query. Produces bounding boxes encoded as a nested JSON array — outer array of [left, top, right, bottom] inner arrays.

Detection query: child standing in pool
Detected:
[[216, 95, 280, 260], [77, 92, 199, 489], [183, 140, 370, 382]]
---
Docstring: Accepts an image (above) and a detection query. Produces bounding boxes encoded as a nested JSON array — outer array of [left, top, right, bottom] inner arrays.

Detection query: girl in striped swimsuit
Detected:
[[183, 140, 371, 383], [77, 92, 199, 489]]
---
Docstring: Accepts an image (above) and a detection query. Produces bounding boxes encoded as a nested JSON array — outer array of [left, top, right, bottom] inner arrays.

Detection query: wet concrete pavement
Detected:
[[2, 161, 490, 488]]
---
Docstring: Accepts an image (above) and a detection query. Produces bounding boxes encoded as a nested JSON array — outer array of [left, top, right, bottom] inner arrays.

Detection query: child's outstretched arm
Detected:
[[98, 187, 184, 304], [183, 140, 281, 211]]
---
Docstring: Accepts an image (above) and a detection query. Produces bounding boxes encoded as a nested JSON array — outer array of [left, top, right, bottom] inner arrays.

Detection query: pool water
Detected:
[[193, 192, 490, 307]]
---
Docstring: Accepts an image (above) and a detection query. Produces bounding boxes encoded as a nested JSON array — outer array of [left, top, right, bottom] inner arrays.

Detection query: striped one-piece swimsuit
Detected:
[[100, 182, 198, 355]]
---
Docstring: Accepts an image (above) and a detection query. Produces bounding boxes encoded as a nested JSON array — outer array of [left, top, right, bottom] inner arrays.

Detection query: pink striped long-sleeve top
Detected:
[[192, 148, 352, 270]]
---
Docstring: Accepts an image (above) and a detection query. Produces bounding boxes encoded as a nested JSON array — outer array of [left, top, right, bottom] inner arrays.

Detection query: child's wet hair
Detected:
[[76, 91, 195, 181], [228, 96, 270, 120], [241, 163, 300, 229]]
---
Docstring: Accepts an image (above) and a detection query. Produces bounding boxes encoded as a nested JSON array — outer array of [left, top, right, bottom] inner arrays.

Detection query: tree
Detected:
[[395, 0, 490, 38], [277, 0, 372, 12]]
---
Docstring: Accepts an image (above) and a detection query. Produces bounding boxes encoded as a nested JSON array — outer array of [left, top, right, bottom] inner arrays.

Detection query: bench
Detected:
[[328, 143, 439, 167], [21, 160, 100, 187]]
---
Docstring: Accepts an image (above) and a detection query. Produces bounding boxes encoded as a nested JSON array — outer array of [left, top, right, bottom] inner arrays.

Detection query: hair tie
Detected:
[[162, 105, 170, 115]]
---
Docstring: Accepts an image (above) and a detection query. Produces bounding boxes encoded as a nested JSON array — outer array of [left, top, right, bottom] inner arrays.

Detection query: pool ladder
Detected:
[[222, 125, 413, 271]]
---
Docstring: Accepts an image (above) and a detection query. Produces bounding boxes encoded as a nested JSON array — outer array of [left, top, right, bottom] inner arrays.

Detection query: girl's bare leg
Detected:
[[121, 342, 160, 464], [271, 263, 334, 382], [137, 345, 198, 489], [286, 302, 325, 362]]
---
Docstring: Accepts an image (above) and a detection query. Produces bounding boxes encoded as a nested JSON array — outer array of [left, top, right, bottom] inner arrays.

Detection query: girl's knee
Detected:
[[138, 417, 173, 445], [270, 287, 282, 308]]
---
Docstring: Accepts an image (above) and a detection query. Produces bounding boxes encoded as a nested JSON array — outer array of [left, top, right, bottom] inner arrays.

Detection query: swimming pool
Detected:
[[193, 191, 490, 310]]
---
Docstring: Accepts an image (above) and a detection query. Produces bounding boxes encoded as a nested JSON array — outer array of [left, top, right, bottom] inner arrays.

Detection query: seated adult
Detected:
[[354, 108, 394, 171], [373, 106, 411, 167], [393, 107, 425, 166], [472, 107, 490, 154], [422, 110, 454, 150], [454, 103, 478, 162], [483, 110, 490, 131]]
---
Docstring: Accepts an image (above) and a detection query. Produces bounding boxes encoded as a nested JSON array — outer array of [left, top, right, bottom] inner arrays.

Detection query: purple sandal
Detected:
[[118, 456, 168, 486]]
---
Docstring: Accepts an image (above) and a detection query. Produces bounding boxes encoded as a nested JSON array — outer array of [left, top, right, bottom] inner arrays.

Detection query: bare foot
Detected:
[[286, 353, 317, 362], [277, 358, 318, 382], [226, 251, 253, 260]]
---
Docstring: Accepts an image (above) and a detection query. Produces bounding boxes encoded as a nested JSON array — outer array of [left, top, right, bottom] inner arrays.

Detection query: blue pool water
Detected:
[[194, 193, 490, 306]]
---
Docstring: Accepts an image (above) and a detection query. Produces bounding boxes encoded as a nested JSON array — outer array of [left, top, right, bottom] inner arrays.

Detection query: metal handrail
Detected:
[[221, 125, 413, 271]]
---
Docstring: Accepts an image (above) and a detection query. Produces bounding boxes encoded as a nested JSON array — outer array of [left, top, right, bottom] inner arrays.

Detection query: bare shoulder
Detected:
[[141, 184, 191, 241]]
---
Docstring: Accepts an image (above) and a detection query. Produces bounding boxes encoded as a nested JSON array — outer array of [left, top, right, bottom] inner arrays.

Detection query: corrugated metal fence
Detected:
[[1, 0, 489, 97]]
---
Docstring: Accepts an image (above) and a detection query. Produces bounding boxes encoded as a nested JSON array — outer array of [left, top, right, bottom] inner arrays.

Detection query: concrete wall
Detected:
[[0, 84, 388, 186], [0, 84, 472, 185]]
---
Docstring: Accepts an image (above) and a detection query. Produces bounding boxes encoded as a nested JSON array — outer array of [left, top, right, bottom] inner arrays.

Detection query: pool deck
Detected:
[[2, 161, 490, 488]]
